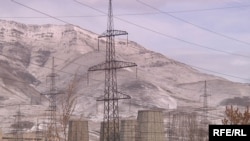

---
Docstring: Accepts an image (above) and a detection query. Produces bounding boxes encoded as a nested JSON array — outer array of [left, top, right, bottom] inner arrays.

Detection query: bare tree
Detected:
[[222, 105, 250, 125], [59, 73, 81, 141]]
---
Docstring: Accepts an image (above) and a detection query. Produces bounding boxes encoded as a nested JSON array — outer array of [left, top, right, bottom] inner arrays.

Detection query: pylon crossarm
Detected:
[[41, 91, 64, 96], [117, 91, 131, 99], [98, 30, 128, 38], [96, 91, 131, 101], [88, 60, 137, 71]]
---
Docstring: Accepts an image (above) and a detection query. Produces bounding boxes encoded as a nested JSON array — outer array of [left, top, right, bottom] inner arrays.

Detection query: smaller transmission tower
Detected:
[[42, 57, 62, 141], [12, 105, 24, 141], [35, 119, 43, 141], [200, 80, 211, 125]]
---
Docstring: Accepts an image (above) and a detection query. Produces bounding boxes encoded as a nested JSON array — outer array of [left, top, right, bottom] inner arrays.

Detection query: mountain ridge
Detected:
[[0, 20, 249, 140]]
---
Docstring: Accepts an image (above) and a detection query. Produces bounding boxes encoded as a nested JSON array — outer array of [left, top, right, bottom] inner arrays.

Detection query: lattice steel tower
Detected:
[[13, 105, 24, 141], [200, 80, 211, 125], [88, 0, 137, 141], [42, 57, 61, 141]]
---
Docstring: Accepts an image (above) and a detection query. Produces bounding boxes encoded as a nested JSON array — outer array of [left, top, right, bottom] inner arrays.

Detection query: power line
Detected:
[[3, 2, 250, 19], [81, 50, 250, 82], [0, 52, 136, 86], [0, 54, 85, 77], [73, 0, 250, 60], [166, 4, 250, 13], [7, 0, 250, 83], [10, 0, 250, 59], [0, 52, 248, 94], [136, 0, 250, 47], [1, 56, 247, 87], [189, 64, 250, 82], [0, 1, 250, 18], [11, 0, 70, 24], [0, 15, 106, 19], [0, 12, 159, 19]]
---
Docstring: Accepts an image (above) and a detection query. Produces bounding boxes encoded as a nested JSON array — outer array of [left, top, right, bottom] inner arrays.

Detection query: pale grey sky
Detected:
[[1, 0, 250, 83]]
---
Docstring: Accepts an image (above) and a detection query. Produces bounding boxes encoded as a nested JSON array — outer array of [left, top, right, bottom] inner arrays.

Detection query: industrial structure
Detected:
[[42, 57, 63, 141], [136, 110, 165, 141], [88, 0, 137, 141], [0, 1, 221, 141], [12, 105, 24, 141], [199, 80, 211, 141], [120, 120, 137, 141], [68, 120, 89, 141], [200, 81, 211, 125]]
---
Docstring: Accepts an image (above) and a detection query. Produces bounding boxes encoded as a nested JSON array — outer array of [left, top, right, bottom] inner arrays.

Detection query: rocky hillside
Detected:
[[0, 20, 250, 139]]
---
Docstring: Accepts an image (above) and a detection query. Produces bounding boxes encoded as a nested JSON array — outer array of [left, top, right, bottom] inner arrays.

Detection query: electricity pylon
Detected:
[[88, 0, 137, 140], [200, 80, 211, 125], [42, 57, 62, 141]]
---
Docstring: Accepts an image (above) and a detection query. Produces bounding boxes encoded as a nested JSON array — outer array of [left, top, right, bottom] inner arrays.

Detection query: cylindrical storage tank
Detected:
[[136, 110, 165, 141], [99, 121, 105, 141], [99, 121, 119, 141], [120, 120, 137, 141], [68, 120, 89, 141]]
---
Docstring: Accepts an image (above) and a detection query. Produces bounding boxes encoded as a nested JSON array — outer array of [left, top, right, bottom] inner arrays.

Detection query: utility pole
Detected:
[[42, 57, 63, 141], [35, 118, 43, 141], [200, 80, 211, 125], [13, 105, 24, 141], [88, 0, 137, 140], [199, 80, 211, 141]]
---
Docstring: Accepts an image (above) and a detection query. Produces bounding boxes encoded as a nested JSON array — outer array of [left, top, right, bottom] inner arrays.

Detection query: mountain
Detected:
[[0, 20, 250, 140]]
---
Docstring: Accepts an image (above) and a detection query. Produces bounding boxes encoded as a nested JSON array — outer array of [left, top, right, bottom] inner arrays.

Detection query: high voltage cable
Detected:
[[0, 54, 246, 93], [0, 54, 136, 87], [1, 50, 244, 92], [73, 0, 250, 59], [136, 0, 250, 47], [3, 2, 250, 19], [189, 65, 250, 82], [10, 0, 250, 59], [0, 53, 88, 76], [54, 53, 250, 82], [0, 12, 158, 19], [8, 0, 250, 83], [8, 0, 250, 51], [11, 0, 71, 24], [166, 4, 250, 13], [0, 52, 136, 85]]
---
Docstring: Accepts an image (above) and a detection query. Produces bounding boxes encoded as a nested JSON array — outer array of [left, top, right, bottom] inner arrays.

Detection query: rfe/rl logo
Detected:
[[213, 129, 247, 137], [209, 125, 250, 141]]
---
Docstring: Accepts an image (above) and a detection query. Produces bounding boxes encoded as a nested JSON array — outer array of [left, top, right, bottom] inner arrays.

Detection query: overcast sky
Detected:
[[1, 0, 250, 83]]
